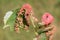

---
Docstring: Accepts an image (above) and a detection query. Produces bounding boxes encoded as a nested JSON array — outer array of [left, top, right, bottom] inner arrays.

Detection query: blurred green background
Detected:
[[0, 0, 60, 40]]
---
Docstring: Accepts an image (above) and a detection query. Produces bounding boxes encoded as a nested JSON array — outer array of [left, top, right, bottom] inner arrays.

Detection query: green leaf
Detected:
[[40, 33, 47, 40], [3, 8, 20, 31]]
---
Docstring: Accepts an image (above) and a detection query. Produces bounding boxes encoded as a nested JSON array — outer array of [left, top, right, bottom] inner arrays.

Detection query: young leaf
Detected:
[[3, 8, 20, 31]]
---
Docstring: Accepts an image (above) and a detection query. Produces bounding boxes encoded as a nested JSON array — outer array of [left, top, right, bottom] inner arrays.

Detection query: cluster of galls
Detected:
[[14, 4, 56, 40]]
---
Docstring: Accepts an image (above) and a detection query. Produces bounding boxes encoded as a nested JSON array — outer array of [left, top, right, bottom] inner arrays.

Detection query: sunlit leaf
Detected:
[[3, 8, 20, 31]]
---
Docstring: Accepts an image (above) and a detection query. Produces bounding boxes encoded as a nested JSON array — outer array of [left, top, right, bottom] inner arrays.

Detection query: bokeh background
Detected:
[[0, 0, 60, 40]]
